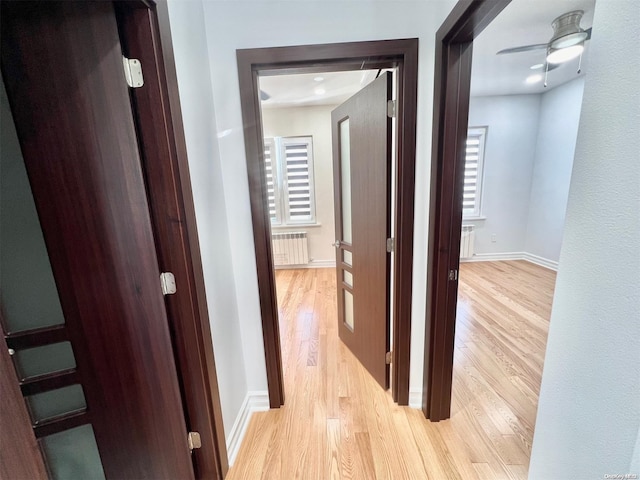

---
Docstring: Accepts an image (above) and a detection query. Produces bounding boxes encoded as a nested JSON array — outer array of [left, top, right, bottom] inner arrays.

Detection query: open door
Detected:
[[331, 72, 392, 389], [1, 2, 195, 478]]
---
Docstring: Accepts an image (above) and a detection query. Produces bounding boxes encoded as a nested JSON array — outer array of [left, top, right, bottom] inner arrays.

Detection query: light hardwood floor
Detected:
[[226, 261, 556, 479]]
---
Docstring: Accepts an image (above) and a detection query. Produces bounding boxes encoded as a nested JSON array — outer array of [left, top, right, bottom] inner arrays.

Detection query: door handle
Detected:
[[333, 240, 341, 248]]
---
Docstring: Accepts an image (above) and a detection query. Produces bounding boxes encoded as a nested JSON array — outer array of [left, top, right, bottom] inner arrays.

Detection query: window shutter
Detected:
[[264, 139, 279, 223], [264, 136, 316, 225], [463, 128, 486, 217], [282, 137, 315, 223]]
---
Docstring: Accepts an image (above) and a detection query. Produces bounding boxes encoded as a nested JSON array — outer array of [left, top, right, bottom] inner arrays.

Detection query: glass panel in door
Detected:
[[340, 119, 352, 244], [1, 77, 106, 480]]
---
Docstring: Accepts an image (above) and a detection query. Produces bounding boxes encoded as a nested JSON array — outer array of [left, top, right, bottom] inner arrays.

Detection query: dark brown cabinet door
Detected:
[[331, 72, 392, 389], [1, 2, 194, 478]]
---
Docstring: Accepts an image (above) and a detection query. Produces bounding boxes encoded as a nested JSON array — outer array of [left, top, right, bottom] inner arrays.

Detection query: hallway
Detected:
[[227, 262, 555, 479]]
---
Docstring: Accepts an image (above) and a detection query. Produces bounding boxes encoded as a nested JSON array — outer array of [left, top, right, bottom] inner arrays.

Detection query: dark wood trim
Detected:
[[391, 38, 418, 404], [423, 0, 511, 421], [118, 2, 228, 477], [0, 335, 48, 479], [237, 38, 418, 406], [5, 325, 68, 350], [33, 409, 90, 438], [237, 60, 286, 408], [20, 369, 79, 396]]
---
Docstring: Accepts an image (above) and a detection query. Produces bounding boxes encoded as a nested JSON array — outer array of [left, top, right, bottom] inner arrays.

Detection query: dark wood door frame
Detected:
[[423, 0, 512, 421], [1, 1, 227, 478], [118, 2, 228, 477], [237, 39, 419, 407]]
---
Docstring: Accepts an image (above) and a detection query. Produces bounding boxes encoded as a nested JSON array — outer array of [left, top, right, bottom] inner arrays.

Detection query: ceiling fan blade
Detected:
[[497, 43, 548, 55]]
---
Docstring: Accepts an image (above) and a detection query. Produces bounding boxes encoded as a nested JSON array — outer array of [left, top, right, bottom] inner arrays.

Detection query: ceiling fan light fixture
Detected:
[[546, 44, 584, 64], [550, 31, 589, 49]]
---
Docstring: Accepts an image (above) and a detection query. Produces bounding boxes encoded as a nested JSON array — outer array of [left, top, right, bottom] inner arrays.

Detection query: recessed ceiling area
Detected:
[[471, 0, 596, 96], [259, 70, 379, 109]]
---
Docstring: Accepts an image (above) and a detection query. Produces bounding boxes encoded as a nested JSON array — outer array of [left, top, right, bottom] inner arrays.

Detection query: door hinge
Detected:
[[122, 56, 144, 88], [187, 431, 201, 452], [448, 269, 458, 281], [387, 99, 397, 118], [385, 351, 393, 364], [160, 272, 177, 295], [386, 237, 395, 253]]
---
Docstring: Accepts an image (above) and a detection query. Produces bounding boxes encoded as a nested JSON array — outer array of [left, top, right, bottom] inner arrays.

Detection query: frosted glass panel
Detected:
[[13, 342, 76, 380], [27, 384, 86, 422], [344, 290, 354, 330], [343, 271, 353, 288], [1, 78, 66, 332], [339, 119, 352, 244], [343, 250, 352, 267], [41, 424, 106, 480]]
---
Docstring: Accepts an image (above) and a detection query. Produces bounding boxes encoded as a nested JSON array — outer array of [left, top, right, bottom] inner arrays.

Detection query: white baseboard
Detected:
[[274, 259, 336, 270], [408, 390, 422, 409], [523, 252, 558, 271], [226, 391, 269, 466], [461, 251, 558, 271], [461, 251, 525, 263]]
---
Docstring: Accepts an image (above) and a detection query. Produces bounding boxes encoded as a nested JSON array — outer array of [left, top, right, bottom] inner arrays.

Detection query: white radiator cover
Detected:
[[271, 232, 309, 266], [460, 225, 475, 259]]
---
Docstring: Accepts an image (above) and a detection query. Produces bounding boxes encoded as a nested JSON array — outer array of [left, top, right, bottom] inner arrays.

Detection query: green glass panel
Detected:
[[41, 424, 106, 480], [1, 76, 66, 332], [26, 384, 86, 422], [13, 342, 76, 380]]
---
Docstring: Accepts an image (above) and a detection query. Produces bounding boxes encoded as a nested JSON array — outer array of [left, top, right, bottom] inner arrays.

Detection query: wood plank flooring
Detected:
[[226, 261, 556, 479]]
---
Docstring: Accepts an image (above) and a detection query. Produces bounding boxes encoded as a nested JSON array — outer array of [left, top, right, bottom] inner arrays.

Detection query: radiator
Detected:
[[271, 232, 309, 267], [460, 225, 475, 259]]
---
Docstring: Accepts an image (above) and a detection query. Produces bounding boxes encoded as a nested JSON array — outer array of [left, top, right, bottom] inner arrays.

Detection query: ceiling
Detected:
[[259, 0, 596, 108], [471, 0, 596, 96], [259, 70, 379, 109]]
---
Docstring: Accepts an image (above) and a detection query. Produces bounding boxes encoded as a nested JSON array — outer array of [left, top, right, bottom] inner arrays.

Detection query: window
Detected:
[[264, 136, 316, 225], [463, 127, 487, 218]]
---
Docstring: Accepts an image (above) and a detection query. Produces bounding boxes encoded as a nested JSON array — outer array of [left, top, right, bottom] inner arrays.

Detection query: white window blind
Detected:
[[463, 127, 487, 218], [263, 138, 281, 224], [264, 136, 316, 225]]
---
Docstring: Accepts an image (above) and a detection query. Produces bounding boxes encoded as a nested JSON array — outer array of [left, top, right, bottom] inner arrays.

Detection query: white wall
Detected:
[[166, 1, 249, 437], [466, 78, 585, 264], [529, 0, 640, 476], [632, 429, 640, 473], [198, 0, 457, 398], [525, 77, 585, 262], [261, 106, 337, 264], [466, 95, 541, 254]]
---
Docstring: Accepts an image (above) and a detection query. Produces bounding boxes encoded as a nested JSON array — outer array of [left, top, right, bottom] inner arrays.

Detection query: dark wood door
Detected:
[[1, 2, 194, 478], [331, 72, 392, 389]]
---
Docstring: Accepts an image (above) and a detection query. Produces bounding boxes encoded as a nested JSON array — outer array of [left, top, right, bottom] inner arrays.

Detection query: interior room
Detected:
[[450, 0, 592, 476]]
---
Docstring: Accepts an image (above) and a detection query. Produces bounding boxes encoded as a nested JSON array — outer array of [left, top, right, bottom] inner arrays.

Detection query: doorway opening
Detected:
[[237, 39, 419, 407], [445, 0, 592, 473], [425, 0, 593, 457], [258, 68, 398, 405]]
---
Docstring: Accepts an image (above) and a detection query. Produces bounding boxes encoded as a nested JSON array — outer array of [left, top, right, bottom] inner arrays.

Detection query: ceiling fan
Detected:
[[497, 10, 592, 72]]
